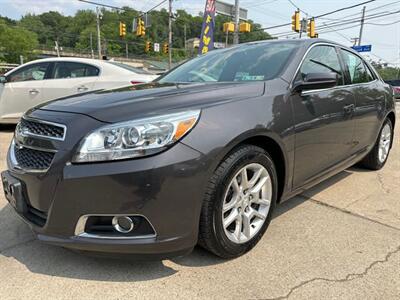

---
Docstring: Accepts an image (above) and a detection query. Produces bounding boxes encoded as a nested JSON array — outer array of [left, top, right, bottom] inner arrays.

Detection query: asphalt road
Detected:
[[0, 105, 399, 299]]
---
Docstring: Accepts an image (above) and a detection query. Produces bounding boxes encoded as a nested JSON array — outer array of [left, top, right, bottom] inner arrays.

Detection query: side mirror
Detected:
[[0, 76, 7, 84], [292, 72, 338, 93]]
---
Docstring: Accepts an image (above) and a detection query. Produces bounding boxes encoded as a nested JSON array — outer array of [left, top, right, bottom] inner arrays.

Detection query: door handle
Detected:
[[77, 85, 89, 92], [343, 104, 355, 114], [29, 89, 39, 95]]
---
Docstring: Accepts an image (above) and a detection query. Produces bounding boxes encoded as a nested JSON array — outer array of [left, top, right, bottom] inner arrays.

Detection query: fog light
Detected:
[[112, 216, 135, 233]]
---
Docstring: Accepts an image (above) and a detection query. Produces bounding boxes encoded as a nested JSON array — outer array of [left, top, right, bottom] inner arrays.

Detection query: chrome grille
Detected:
[[19, 118, 65, 140]]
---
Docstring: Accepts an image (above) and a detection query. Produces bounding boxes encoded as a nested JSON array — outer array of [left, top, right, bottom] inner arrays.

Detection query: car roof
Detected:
[[242, 38, 349, 49], [20, 57, 107, 66], [4, 57, 150, 77]]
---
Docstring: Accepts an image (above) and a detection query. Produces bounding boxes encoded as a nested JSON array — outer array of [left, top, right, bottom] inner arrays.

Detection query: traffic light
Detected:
[[239, 22, 251, 33], [291, 10, 300, 32], [136, 18, 145, 37], [119, 21, 126, 37], [223, 22, 234, 33], [163, 42, 169, 54], [145, 41, 151, 52], [307, 18, 317, 38]]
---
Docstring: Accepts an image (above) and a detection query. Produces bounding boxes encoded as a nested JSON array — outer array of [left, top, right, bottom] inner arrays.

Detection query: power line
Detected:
[[243, 0, 377, 33], [78, 0, 167, 16], [270, 8, 400, 40], [314, 0, 376, 19], [287, 0, 309, 15], [78, 0, 125, 11]]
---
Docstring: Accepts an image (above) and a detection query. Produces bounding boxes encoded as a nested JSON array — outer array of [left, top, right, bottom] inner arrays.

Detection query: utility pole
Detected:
[[96, 6, 102, 59], [125, 42, 128, 58], [90, 32, 94, 58], [168, 0, 173, 69], [184, 24, 187, 51], [233, 0, 240, 44], [358, 6, 366, 46], [55, 41, 60, 57]]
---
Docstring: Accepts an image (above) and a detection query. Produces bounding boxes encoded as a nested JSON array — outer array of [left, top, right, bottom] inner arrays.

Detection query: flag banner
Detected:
[[198, 0, 216, 55]]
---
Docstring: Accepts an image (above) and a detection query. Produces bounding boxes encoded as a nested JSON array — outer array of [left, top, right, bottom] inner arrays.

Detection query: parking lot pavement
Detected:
[[0, 106, 399, 300]]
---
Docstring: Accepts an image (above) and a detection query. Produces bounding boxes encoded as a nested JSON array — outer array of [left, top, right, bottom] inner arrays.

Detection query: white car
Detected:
[[0, 57, 158, 124]]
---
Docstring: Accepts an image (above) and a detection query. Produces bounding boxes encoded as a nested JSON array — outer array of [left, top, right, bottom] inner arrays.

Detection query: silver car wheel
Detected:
[[222, 163, 272, 244], [378, 123, 391, 163]]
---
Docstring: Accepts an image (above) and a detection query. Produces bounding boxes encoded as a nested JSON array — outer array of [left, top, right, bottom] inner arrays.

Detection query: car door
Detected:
[[291, 45, 357, 188], [339, 49, 386, 152], [44, 61, 100, 101], [0, 62, 51, 122]]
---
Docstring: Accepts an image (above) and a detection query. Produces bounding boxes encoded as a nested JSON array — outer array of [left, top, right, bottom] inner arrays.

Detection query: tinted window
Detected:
[[159, 42, 299, 83], [340, 50, 374, 84], [107, 62, 152, 75], [53, 62, 99, 79], [298, 45, 343, 85], [8, 63, 50, 82]]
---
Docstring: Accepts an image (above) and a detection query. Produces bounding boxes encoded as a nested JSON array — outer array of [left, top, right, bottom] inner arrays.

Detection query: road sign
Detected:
[[216, 0, 248, 20], [351, 45, 372, 52], [154, 43, 160, 53]]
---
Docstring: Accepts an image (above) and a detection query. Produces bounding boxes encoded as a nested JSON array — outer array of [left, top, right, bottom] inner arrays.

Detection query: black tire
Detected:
[[358, 118, 393, 170], [198, 145, 278, 259]]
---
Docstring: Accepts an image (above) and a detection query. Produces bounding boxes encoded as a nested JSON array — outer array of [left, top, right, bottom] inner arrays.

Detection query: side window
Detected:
[[53, 62, 99, 79], [8, 63, 50, 82], [363, 63, 375, 81], [340, 50, 374, 84], [298, 45, 344, 85]]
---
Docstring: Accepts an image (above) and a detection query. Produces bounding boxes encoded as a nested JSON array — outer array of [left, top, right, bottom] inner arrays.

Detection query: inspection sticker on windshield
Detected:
[[235, 72, 264, 81]]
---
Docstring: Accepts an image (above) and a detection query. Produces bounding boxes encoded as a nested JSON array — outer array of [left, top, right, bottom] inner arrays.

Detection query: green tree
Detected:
[[0, 20, 38, 63], [7, 7, 273, 62]]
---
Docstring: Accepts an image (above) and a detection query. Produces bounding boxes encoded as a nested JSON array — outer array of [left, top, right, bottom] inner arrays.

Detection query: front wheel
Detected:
[[359, 118, 393, 170], [198, 145, 278, 258]]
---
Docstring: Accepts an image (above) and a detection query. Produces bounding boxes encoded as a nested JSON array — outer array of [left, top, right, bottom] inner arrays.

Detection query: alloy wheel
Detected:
[[222, 163, 272, 244], [378, 123, 391, 163]]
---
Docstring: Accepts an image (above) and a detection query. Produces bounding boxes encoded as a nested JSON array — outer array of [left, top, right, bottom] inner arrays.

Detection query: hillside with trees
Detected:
[[0, 7, 271, 63]]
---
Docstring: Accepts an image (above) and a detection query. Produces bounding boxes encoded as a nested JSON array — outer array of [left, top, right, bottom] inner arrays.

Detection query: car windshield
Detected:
[[159, 42, 299, 83], [107, 62, 153, 75]]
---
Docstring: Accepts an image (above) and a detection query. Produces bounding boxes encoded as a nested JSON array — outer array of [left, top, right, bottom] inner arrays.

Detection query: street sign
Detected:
[[216, 0, 248, 20], [214, 42, 226, 49], [154, 43, 160, 53], [351, 45, 372, 52]]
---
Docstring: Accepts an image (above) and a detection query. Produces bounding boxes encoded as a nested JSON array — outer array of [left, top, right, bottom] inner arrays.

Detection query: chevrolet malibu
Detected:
[[1, 39, 396, 259]]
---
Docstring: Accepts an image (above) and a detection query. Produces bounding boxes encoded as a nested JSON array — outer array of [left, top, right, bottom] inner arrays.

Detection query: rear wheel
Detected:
[[359, 118, 393, 170], [198, 145, 278, 258]]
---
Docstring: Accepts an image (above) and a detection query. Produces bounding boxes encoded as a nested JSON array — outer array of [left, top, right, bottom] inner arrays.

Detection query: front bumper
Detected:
[[2, 111, 209, 258]]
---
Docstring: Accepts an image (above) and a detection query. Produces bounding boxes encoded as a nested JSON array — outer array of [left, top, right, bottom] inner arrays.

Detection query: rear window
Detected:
[[107, 62, 152, 75]]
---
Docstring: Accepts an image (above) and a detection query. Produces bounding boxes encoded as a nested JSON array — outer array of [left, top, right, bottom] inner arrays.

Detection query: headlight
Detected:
[[72, 110, 200, 163]]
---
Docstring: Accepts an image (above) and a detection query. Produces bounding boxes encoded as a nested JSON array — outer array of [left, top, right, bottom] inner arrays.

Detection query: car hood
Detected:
[[36, 81, 265, 123]]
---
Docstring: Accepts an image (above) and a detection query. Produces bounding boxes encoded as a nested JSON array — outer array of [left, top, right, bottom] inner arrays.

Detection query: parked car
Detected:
[[385, 79, 400, 99], [0, 57, 158, 124], [1, 39, 396, 259]]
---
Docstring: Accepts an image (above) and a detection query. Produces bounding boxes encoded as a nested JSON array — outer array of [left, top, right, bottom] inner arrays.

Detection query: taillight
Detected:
[[130, 81, 145, 85], [394, 87, 400, 93]]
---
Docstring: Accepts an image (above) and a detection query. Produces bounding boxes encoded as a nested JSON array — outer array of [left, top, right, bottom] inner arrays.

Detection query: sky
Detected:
[[0, 0, 399, 65]]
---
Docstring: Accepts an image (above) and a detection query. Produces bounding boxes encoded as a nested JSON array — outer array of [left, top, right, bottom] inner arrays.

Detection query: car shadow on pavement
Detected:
[[0, 166, 368, 281], [0, 202, 227, 282]]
